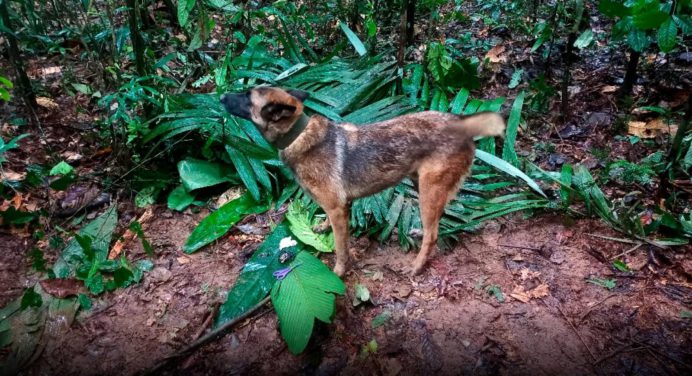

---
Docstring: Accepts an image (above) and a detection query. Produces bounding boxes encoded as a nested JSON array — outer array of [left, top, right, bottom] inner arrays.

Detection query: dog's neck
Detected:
[[273, 112, 311, 149]]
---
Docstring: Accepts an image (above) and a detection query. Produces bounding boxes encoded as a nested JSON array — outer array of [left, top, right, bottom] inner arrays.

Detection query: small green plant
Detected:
[[0, 134, 29, 165], [0, 75, 12, 101], [587, 277, 617, 290]]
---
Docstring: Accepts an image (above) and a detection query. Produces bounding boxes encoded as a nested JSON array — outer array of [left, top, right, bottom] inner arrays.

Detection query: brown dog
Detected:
[[221, 87, 505, 276]]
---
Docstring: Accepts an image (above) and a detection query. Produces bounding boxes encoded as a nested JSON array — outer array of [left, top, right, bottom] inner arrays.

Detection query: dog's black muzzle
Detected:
[[220, 92, 252, 120]]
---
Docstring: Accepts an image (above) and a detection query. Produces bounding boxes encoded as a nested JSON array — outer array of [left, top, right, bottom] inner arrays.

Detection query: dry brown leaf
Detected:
[[510, 283, 549, 302], [485, 45, 507, 63], [520, 268, 541, 281], [40, 278, 83, 298], [36, 96, 59, 110], [0, 170, 26, 182], [601, 85, 618, 93], [177, 256, 191, 265], [108, 207, 154, 260], [215, 186, 245, 209], [628, 119, 678, 138]]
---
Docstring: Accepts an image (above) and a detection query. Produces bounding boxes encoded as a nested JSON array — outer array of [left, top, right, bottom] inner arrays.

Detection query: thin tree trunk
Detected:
[[161, 0, 179, 27], [0, 0, 37, 110], [127, 0, 146, 77], [620, 49, 640, 97], [560, 32, 577, 122], [405, 0, 415, 46], [395, 0, 408, 94]]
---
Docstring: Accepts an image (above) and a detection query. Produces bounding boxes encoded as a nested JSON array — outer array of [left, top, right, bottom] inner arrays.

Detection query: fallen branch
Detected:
[[140, 296, 271, 375]]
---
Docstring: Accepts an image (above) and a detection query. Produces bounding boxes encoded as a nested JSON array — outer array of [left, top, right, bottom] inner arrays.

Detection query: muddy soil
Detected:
[[12, 209, 689, 376]]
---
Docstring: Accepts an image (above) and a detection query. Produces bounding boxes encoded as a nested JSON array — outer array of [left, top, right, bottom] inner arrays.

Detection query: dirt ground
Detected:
[[2, 207, 686, 376]]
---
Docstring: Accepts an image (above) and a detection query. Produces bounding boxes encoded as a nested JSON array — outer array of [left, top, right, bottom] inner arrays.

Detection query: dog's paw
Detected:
[[333, 264, 346, 277], [312, 223, 331, 234], [408, 228, 423, 239]]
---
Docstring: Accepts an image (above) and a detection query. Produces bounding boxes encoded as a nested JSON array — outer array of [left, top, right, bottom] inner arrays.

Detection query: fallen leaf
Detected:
[[39, 278, 83, 298], [485, 45, 507, 63], [108, 207, 154, 259], [177, 256, 191, 264], [0, 170, 26, 182], [510, 283, 549, 302], [520, 268, 541, 281], [61, 151, 83, 162], [601, 85, 618, 93], [214, 186, 245, 209], [628, 119, 678, 139], [36, 96, 59, 110]]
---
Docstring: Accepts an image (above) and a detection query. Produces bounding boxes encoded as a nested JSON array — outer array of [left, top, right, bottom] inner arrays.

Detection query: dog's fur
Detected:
[[221, 87, 505, 276]]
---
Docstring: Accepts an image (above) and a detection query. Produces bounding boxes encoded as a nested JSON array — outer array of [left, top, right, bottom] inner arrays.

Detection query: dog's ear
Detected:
[[261, 102, 297, 122], [287, 89, 309, 102]]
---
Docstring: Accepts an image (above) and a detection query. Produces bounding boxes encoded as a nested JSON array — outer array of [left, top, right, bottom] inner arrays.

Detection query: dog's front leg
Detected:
[[323, 205, 349, 277]]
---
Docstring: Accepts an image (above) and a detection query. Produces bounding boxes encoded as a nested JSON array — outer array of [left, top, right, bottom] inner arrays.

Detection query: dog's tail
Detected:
[[450, 112, 506, 138]]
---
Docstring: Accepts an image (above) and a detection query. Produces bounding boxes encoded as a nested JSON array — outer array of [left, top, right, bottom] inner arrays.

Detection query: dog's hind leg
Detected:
[[323, 205, 349, 276], [411, 155, 471, 275]]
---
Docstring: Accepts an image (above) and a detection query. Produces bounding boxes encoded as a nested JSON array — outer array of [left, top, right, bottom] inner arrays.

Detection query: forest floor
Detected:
[[1, 6, 691, 376], [2, 206, 690, 375]]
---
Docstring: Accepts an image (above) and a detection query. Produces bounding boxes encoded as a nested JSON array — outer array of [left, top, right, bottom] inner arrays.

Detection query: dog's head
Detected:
[[220, 87, 310, 143]]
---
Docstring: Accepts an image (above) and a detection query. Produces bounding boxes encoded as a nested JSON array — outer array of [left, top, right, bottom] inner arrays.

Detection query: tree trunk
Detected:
[[127, 0, 147, 77], [620, 49, 640, 97], [395, 0, 408, 94], [405, 0, 415, 46], [560, 32, 577, 122], [0, 0, 37, 110]]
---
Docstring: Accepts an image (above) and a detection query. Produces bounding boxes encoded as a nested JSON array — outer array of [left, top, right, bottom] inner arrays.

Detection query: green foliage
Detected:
[[20, 287, 42, 310], [600, 0, 688, 53], [271, 251, 345, 354], [183, 192, 270, 254], [285, 199, 334, 253], [215, 223, 294, 328], [339, 21, 367, 56], [0, 74, 12, 101], [0, 134, 29, 164], [587, 277, 616, 290]]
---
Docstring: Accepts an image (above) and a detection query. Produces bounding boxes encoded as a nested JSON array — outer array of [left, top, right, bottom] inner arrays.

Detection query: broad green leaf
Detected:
[[627, 29, 650, 52], [286, 201, 334, 253], [177, 159, 234, 191], [53, 206, 118, 278], [633, 8, 668, 30], [502, 92, 525, 167], [49, 161, 74, 176], [226, 145, 261, 201], [178, 0, 195, 27], [574, 29, 594, 49], [475, 150, 546, 197], [167, 185, 195, 211], [271, 251, 345, 354], [657, 18, 678, 52], [215, 223, 293, 328], [339, 21, 367, 56], [598, 0, 630, 18], [183, 192, 269, 253]]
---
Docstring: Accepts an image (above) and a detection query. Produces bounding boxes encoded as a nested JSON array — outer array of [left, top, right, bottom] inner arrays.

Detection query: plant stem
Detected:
[[0, 0, 37, 110], [142, 296, 272, 375], [620, 49, 640, 97]]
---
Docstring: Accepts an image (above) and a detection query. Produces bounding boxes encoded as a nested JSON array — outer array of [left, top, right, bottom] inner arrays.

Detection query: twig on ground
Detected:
[[579, 294, 617, 323], [611, 243, 644, 260], [498, 243, 543, 252], [547, 300, 597, 361], [140, 295, 271, 375]]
